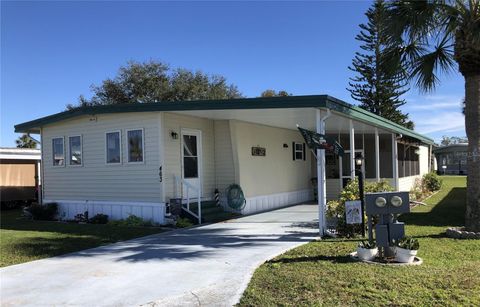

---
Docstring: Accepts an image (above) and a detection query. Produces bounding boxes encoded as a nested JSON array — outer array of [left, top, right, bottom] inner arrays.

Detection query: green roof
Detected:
[[15, 95, 434, 145]]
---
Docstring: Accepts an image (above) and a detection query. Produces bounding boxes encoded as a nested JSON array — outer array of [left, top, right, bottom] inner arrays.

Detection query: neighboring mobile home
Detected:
[[433, 143, 468, 175], [15, 95, 434, 231], [0, 148, 41, 207]]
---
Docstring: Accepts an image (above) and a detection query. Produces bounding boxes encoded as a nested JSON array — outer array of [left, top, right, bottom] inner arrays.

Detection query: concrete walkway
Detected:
[[0, 204, 319, 307]]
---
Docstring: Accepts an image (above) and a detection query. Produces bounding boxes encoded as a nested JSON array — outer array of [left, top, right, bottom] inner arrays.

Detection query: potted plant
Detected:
[[357, 240, 378, 261], [395, 237, 419, 263]]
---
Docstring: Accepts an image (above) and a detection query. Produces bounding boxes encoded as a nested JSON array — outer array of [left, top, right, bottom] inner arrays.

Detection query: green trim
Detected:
[[324, 96, 434, 145], [15, 94, 434, 145]]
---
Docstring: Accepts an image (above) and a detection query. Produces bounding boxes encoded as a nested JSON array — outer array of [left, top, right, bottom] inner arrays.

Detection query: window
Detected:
[[183, 134, 199, 178], [106, 131, 121, 164], [293, 142, 306, 161], [68, 136, 82, 166], [52, 137, 64, 166], [127, 129, 144, 163], [397, 144, 420, 177]]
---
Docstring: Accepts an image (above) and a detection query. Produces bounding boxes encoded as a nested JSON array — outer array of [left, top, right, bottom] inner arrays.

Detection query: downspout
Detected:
[[317, 108, 331, 236]]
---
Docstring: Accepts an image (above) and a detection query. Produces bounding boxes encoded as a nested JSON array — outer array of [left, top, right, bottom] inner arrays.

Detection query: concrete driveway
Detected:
[[0, 204, 319, 306]]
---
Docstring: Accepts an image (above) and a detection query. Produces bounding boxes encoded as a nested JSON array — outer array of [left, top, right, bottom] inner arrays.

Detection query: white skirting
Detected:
[[43, 199, 166, 224], [240, 189, 313, 215]]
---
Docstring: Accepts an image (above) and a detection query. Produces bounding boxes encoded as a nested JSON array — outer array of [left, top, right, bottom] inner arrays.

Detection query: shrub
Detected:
[[74, 211, 89, 223], [176, 217, 194, 228], [410, 178, 426, 201], [423, 172, 442, 192], [27, 203, 58, 221], [89, 213, 109, 224], [326, 179, 394, 237], [396, 236, 420, 250], [358, 240, 376, 249], [108, 214, 154, 227]]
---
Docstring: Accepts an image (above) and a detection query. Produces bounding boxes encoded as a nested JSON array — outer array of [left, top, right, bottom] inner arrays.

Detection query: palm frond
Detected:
[[410, 34, 456, 92], [385, 0, 443, 44]]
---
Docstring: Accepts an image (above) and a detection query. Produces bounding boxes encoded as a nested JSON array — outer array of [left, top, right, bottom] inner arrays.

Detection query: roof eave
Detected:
[[14, 94, 434, 145]]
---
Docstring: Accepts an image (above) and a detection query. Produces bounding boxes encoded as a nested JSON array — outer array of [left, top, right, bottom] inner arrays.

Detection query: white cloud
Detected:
[[407, 102, 461, 110], [412, 111, 465, 135], [404, 94, 463, 111]]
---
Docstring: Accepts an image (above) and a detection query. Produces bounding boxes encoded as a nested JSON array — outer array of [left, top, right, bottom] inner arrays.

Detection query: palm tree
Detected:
[[15, 134, 37, 149], [384, 0, 479, 232]]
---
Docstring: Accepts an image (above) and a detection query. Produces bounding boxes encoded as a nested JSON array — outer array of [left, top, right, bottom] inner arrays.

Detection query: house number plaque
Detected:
[[251, 147, 266, 156]]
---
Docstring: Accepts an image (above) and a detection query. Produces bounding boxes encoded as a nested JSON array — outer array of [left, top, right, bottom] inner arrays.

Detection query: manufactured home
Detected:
[[434, 143, 468, 175], [15, 95, 434, 231]]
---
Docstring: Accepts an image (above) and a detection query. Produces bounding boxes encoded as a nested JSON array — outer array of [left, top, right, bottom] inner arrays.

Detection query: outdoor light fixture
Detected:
[[355, 153, 364, 166], [375, 197, 387, 208], [170, 131, 178, 140], [283, 143, 289, 148], [391, 195, 403, 207], [354, 152, 366, 237]]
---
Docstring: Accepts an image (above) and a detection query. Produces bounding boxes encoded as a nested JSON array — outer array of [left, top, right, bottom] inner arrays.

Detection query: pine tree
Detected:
[[16, 134, 37, 149], [348, 0, 414, 129]]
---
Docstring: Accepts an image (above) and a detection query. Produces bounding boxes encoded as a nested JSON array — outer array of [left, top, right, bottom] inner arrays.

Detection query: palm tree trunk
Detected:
[[465, 74, 480, 232]]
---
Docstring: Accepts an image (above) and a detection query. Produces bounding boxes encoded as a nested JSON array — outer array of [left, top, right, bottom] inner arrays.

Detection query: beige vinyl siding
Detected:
[[163, 112, 215, 200], [214, 120, 236, 192], [230, 120, 312, 198], [42, 112, 162, 202]]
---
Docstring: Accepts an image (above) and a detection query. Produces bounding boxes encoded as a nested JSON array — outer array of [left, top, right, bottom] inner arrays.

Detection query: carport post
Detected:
[[375, 128, 380, 182], [349, 120, 355, 180], [316, 109, 329, 236], [392, 133, 399, 190]]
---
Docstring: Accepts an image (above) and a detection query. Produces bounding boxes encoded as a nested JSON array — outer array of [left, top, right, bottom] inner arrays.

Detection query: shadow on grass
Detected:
[[411, 233, 447, 239], [400, 187, 466, 227], [268, 254, 355, 264], [0, 209, 165, 238], [2, 236, 113, 264]]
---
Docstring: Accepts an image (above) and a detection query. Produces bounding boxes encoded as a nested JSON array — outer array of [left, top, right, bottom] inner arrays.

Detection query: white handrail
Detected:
[[174, 175, 202, 224]]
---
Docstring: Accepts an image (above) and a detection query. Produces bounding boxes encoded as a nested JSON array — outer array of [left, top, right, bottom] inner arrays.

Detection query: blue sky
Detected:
[[1, 1, 466, 146]]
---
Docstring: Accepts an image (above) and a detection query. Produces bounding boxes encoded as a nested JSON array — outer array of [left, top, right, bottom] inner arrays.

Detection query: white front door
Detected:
[[181, 129, 202, 199]]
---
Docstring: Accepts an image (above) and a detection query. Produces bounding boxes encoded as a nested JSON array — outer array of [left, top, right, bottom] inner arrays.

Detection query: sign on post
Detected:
[[345, 200, 362, 224]]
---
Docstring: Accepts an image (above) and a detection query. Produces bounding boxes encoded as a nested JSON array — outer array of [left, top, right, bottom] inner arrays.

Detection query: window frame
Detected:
[[52, 136, 65, 167], [126, 128, 145, 164], [67, 135, 83, 167], [105, 130, 122, 165], [293, 142, 306, 161]]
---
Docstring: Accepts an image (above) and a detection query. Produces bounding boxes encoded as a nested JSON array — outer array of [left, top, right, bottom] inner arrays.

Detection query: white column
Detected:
[[40, 128, 44, 205], [37, 160, 41, 196], [158, 113, 166, 203], [375, 128, 380, 182], [349, 120, 355, 180], [392, 133, 399, 190], [316, 109, 326, 236], [428, 144, 433, 172]]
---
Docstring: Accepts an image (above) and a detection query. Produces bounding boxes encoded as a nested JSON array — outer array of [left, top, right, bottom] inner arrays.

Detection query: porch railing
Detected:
[[174, 175, 202, 224]]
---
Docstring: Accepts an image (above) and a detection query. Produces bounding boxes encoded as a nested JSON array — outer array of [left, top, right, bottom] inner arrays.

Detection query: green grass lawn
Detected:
[[239, 176, 480, 306], [0, 210, 168, 267]]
